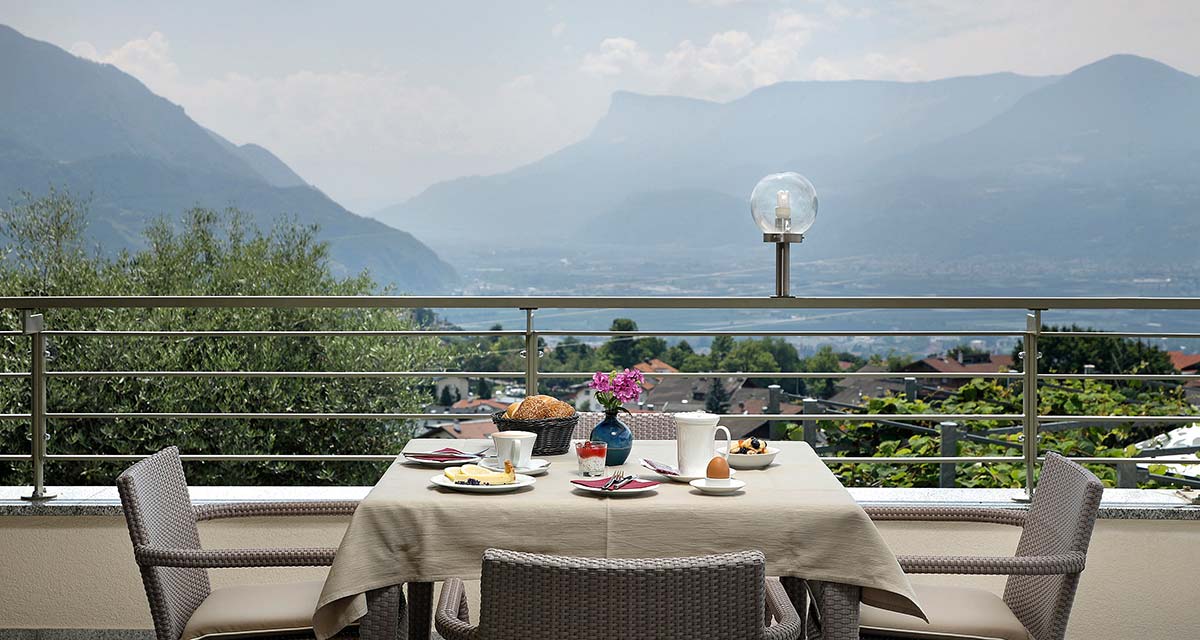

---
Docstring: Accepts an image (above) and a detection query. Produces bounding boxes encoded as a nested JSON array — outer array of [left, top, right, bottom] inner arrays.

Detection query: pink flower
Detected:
[[589, 371, 613, 392], [589, 369, 646, 410]]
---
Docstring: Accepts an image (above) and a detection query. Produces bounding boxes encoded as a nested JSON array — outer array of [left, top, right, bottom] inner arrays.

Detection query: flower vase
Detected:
[[589, 409, 633, 466]]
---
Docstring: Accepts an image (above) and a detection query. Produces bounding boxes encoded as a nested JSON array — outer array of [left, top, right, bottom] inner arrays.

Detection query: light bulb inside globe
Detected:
[[750, 172, 817, 235]]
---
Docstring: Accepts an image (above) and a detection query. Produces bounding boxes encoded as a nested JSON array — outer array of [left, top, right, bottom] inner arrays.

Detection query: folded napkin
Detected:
[[571, 477, 660, 491], [404, 448, 480, 462], [639, 458, 679, 476]]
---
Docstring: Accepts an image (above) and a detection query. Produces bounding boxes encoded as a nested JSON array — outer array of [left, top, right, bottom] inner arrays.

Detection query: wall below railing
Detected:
[[0, 488, 1196, 640]]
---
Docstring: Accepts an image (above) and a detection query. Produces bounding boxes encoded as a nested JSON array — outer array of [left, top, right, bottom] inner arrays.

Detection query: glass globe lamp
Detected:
[[750, 172, 818, 237]]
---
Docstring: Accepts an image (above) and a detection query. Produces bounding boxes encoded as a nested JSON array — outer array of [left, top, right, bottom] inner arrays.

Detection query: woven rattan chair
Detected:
[[824, 452, 1103, 640], [435, 548, 803, 640], [117, 447, 400, 640], [572, 411, 676, 440]]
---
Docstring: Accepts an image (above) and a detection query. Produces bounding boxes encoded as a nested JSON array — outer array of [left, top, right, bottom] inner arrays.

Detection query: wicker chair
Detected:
[[435, 548, 803, 640], [117, 447, 400, 640], [572, 411, 676, 440], [827, 452, 1103, 640]]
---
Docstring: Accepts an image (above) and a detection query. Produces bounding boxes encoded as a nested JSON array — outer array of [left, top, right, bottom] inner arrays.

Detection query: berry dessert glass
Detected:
[[575, 440, 608, 477]]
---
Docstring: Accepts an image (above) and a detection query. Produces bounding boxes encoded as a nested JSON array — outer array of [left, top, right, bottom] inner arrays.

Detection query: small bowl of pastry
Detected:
[[725, 437, 780, 470]]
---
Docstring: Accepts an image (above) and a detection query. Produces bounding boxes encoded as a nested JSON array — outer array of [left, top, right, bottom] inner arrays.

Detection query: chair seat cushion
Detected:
[[860, 583, 1031, 640], [181, 580, 332, 640]]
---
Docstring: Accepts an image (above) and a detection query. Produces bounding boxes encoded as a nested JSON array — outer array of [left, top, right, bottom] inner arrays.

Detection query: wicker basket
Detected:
[[491, 410, 578, 456]]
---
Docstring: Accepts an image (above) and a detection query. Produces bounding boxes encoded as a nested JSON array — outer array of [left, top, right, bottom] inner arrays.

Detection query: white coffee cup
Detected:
[[492, 430, 536, 468]]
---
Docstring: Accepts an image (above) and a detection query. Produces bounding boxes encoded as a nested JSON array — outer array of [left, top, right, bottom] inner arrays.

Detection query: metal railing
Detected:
[[1, 295, 1198, 501]]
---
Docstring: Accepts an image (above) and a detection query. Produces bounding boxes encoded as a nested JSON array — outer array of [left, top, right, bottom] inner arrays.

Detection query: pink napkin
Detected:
[[639, 458, 679, 476], [404, 448, 480, 462], [572, 477, 661, 491]]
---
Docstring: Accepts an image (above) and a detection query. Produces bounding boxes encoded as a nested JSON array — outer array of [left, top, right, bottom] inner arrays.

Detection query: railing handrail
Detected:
[[3, 294, 1199, 501], [2, 294, 1200, 310]]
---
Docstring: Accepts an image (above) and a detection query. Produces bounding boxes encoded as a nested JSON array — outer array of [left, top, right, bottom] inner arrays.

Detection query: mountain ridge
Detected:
[[376, 54, 1199, 261], [0, 24, 456, 292]]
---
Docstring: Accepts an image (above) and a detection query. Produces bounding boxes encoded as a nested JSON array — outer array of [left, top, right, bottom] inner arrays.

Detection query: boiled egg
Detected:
[[705, 456, 731, 479]]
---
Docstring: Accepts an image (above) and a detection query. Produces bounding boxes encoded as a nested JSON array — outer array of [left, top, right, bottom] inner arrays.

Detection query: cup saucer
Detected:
[[479, 458, 551, 476], [689, 478, 746, 495]]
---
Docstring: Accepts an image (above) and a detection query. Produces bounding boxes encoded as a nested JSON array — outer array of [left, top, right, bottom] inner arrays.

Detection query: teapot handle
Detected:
[[715, 426, 731, 459]]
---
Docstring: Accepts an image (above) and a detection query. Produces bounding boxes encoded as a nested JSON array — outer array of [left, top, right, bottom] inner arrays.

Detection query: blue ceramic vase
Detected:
[[589, 409, 633, 466]]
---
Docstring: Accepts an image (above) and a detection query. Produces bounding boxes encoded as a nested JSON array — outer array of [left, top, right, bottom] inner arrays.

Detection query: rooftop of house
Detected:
[[1168, 350, 1200, 372], [640, 375, 745, 412], [450, 398, 510, 412], [634, 358, 679, 375], [429, 419, 497, 439], [903, 353, 1015, 374]]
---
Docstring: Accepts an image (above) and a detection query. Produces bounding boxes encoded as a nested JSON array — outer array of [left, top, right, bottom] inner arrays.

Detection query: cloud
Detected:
[[551, 21, 566, 39], [68, 32, 591, 210], [580, 37, 649, 76], [71, 32, 178, 93], [807, 53, 924, 82], [580, 9, 823, 100]]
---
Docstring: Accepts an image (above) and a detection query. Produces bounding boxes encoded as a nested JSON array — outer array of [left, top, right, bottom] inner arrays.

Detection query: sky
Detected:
[[3, 0, 1198, 213]]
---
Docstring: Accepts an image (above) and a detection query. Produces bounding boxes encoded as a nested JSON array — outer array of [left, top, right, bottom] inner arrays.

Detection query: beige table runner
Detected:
[[314, 438, 924, 639]]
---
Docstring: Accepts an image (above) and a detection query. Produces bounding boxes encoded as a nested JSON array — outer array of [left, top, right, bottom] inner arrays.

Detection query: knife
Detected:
[[610, 475, 638, 491]]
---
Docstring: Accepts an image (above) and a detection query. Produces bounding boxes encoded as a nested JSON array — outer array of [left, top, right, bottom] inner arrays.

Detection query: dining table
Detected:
[[313, 437, 925, 640]]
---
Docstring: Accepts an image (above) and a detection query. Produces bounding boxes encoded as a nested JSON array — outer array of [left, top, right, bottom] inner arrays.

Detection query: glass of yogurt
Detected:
[[575, 441, 608, 477]]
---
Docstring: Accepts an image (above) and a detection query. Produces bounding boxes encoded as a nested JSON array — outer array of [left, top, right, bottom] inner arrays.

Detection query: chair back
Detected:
[[573, 411, 676, 440], [478, 548, 767, 640], [1003, 452, 1103, 640], [116, 447, 210, 640]]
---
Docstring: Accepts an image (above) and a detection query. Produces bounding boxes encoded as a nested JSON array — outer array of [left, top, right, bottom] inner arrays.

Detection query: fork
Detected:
[[601, 470, 625, 491]]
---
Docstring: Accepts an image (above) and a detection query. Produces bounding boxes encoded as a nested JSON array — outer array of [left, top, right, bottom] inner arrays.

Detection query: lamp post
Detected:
[[750, 172, 818, 298]]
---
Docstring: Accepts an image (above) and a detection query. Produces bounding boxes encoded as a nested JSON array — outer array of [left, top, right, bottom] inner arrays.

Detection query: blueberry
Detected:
[[750, 438, 761, 449]]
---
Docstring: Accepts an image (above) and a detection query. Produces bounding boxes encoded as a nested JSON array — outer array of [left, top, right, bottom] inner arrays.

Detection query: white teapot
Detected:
[[673, 411, 731, 477]]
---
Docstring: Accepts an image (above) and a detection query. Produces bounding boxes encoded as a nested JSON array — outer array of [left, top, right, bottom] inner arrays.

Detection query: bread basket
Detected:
[[491, 410, 578, 456]]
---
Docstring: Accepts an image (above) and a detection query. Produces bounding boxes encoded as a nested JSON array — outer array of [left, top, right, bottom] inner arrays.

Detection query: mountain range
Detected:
[[377, 54, 1200, 262], [0, 25, 457, 292]]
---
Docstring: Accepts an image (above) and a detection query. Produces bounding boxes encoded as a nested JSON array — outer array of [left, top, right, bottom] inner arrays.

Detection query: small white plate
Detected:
[[571, 481, 660, 496], [689, 478, 746, 495], [430, 473, 536, 493], [403, 453, 483, 467], [480, 458, 551, 476]]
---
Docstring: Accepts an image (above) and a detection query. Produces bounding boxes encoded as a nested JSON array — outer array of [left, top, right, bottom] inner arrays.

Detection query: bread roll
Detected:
[[513, 395, 555, 419], [505, 395, 576, 420], [545, 399, 576, 418], [504, 400, 522, 418]]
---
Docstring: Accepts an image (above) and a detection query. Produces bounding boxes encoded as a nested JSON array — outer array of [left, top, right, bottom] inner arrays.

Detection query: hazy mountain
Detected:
[[205, 129, 308, 188], [0, 25, 456, 292], [376, 71, 1054, 248], [377, 54, 1199, 262]]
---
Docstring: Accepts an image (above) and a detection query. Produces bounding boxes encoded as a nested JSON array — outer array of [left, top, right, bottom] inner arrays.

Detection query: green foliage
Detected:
[[868, 350, 915, 372], [805, 346, 843, 398], [785, 374, 1192, 488], [0, 195, 449, 486], [663, 340, 694, 368], [1013, 324, 1175, 374], [704, 377, 731, 414]]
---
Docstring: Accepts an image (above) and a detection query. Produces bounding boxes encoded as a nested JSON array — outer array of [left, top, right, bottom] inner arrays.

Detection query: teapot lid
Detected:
[[674, 411, 720, 426]]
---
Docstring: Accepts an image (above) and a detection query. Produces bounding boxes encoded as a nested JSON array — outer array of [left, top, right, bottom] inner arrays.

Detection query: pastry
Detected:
[[731, 437, 768, 455], [444, 461, 516, 485]]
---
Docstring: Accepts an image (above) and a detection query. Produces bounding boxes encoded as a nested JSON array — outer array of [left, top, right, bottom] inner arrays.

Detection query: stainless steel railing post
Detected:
[[522, 308, 538, 396], [1015, 310, 1042, 502], [801, 398, 820, 447], [767, 384, 783, 439], [21, 310, 54, 501], [939, 421, 959, 488]]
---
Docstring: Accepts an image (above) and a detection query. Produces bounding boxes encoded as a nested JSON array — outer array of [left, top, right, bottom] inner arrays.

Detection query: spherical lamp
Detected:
[[750, 172, 818, 297]]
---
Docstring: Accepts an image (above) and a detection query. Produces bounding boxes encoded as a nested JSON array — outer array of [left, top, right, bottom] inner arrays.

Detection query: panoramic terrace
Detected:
[[1, 295, 1198, 640]]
